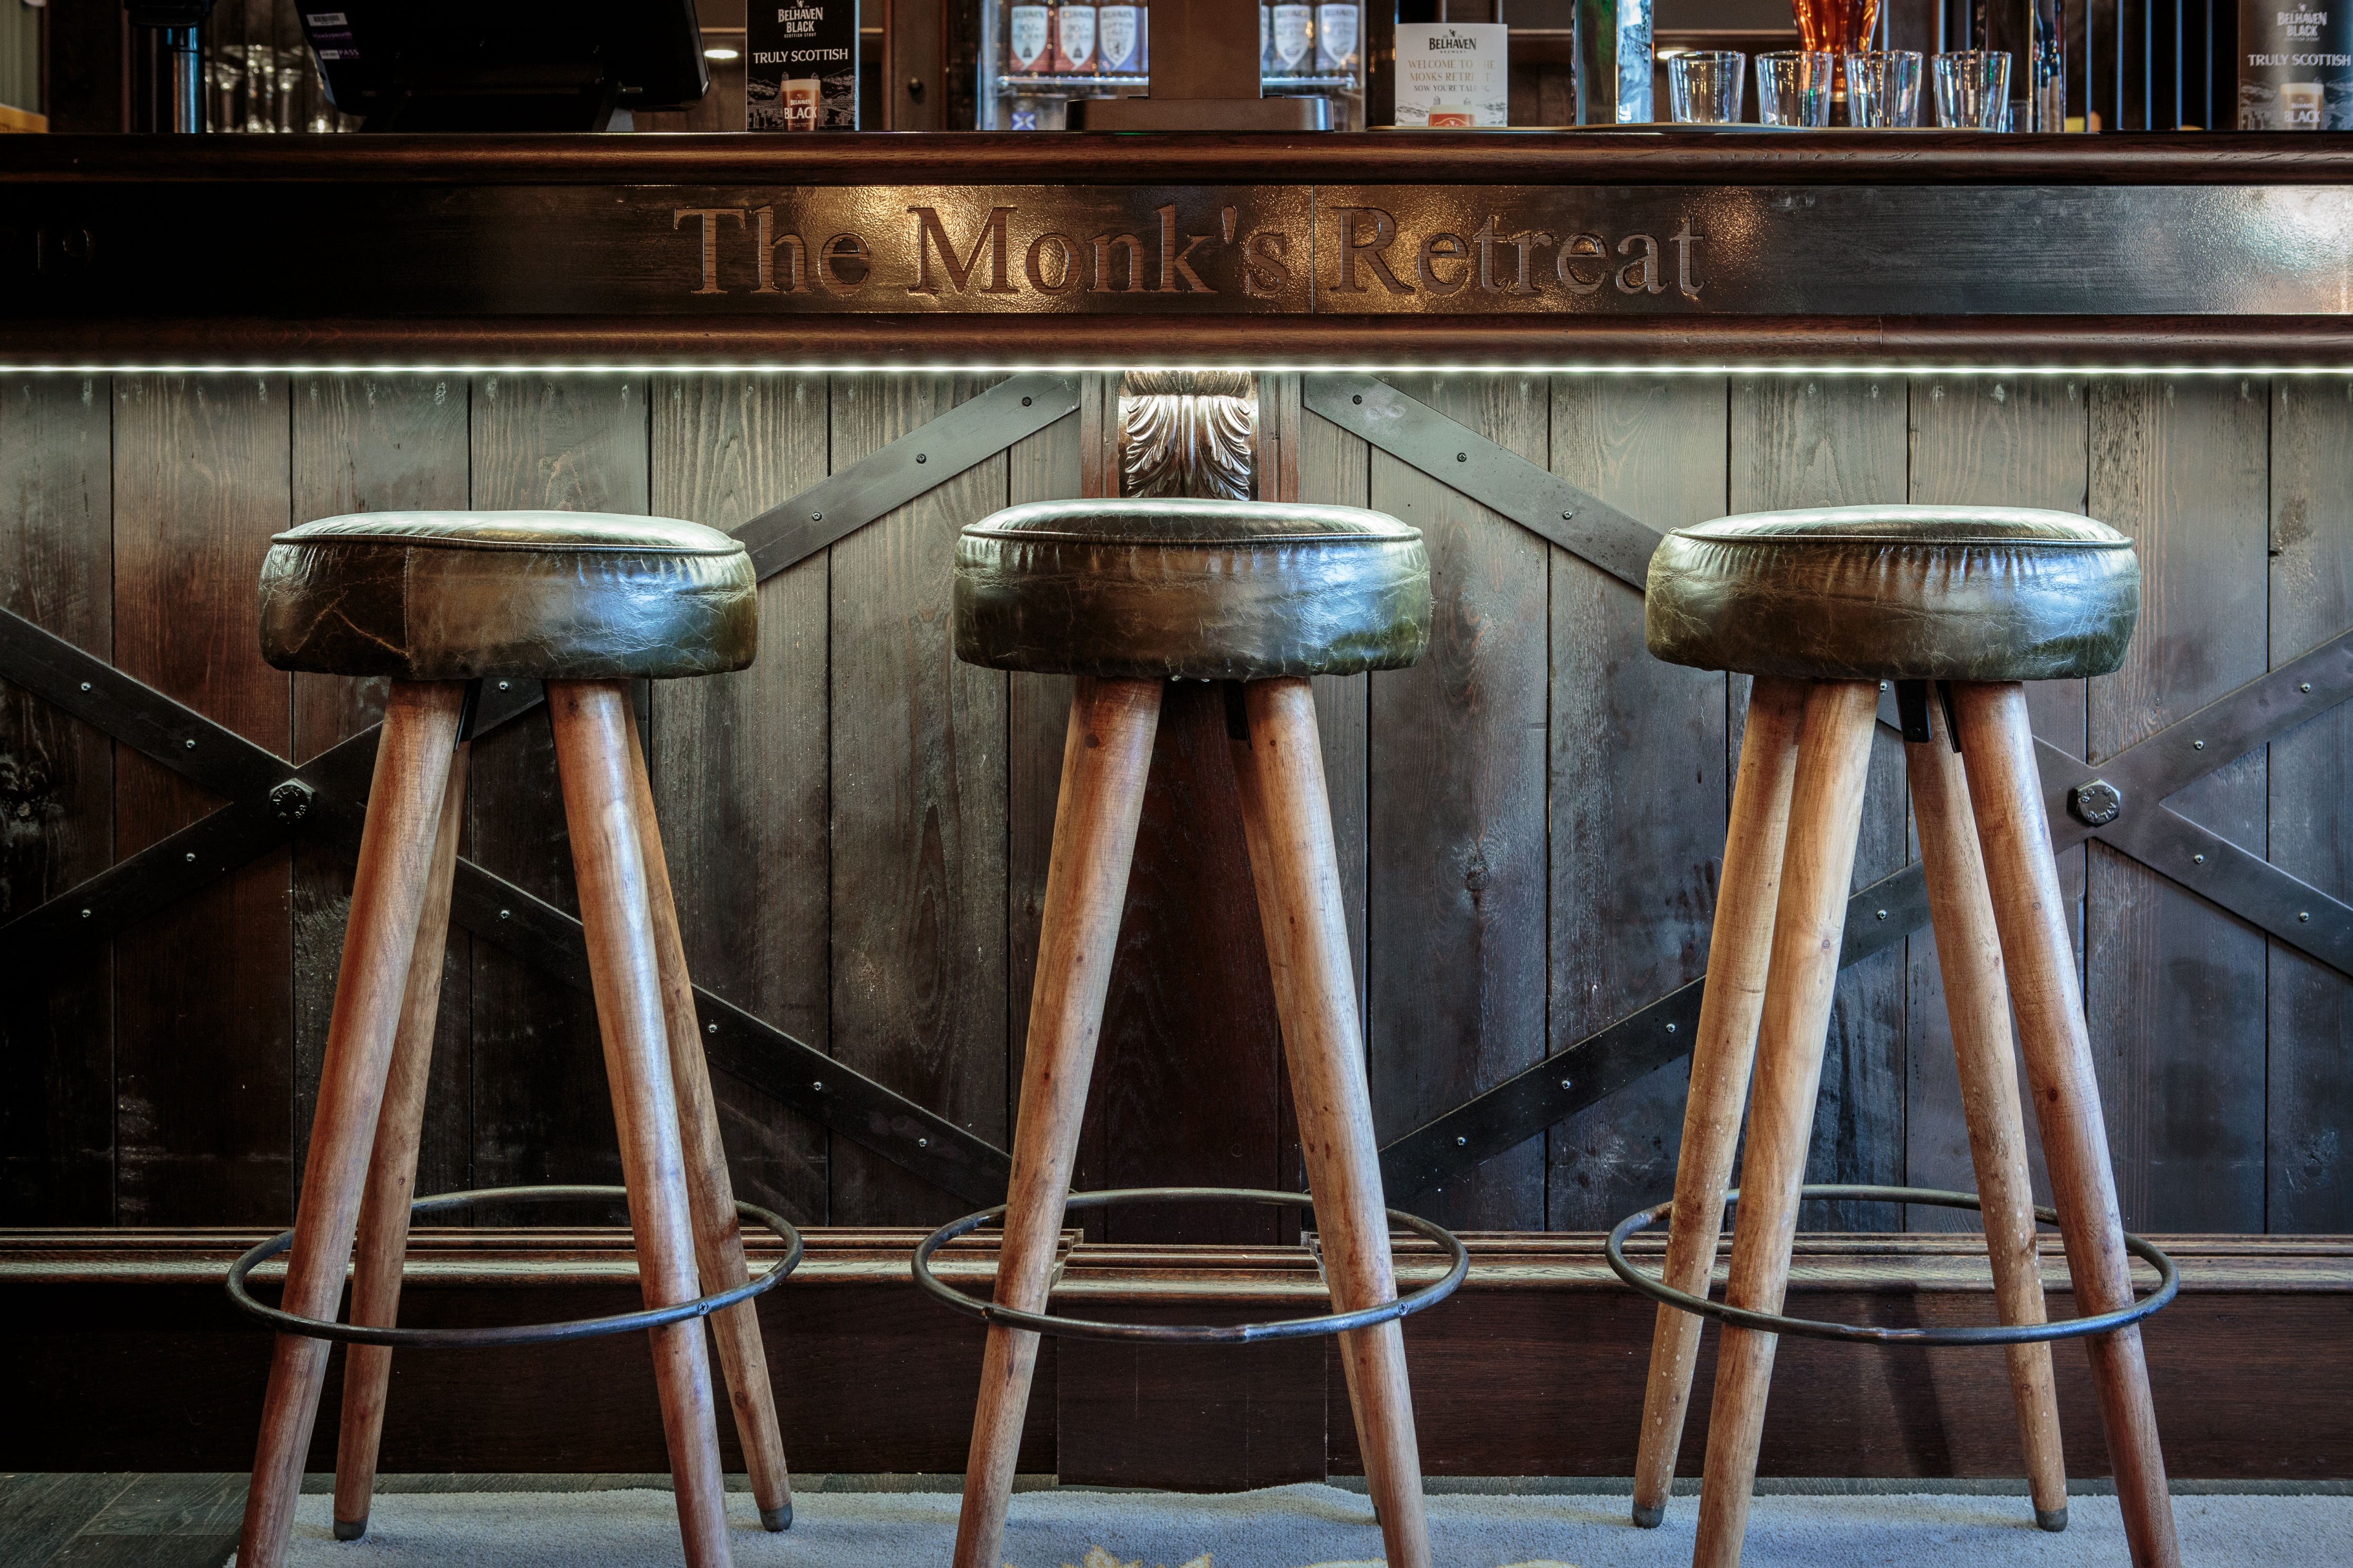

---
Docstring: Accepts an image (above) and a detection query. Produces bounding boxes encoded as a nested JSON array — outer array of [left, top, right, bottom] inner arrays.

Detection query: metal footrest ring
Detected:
[[1607, 1182, 2178, 1347], [911, 1186, 1468, 1344], [225, 1183, 802, 1349]]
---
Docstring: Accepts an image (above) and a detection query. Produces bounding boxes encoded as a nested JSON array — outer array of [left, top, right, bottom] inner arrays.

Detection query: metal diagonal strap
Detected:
[[1302, 372, 1661, 590], [0, 612, 1012, 1205], [1380, 861, 1928, 1197], [735, 371, 1082, 579]]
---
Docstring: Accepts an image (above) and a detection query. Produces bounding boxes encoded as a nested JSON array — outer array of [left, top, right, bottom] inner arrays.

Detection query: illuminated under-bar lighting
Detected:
[[703, 46, 741, 60], [0, 362, 2348, 377]]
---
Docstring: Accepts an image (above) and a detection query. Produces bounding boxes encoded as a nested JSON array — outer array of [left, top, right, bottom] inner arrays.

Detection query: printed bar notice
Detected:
[[1394, 24, 1509, 127]]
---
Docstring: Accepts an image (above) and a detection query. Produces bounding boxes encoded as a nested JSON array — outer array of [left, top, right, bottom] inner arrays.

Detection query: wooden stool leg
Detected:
[[624, 730, 795, 1531], [1233, 676, 1432, 1568], [1954, 681, 2181, 1568], [953, 676, 1162, 1568], [1692, 679, 1881, 1568], [331, 739, 470, 1541], [1906, 694, 2069, 1532], [1630, 675, 1807, 1529], [236, 681, 468, 1568], [550, 680, 732, 1568]]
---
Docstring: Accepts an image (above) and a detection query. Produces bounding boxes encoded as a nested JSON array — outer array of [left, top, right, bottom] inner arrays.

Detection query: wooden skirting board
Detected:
[[4, 1229, 2348, 1485]]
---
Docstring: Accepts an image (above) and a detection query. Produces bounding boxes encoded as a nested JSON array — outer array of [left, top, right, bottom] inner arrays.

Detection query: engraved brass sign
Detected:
[[3, 180, 2349, 318]]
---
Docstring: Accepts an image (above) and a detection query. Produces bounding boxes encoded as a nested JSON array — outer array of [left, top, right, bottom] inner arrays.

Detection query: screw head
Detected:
[[812, 1081, 824, 1092], [80, 908, 91, 919], [78, 681, 92, 693], [1455, 1135, 1469, 1146], [1561, 1078, 1572, 1090], [916, 453, 928, 464], [917, 1136, 929, 1148], [1455, 452, 1467, 463], [2193, 739, 2206, 750], [2070, 779, 2123, 828], [1665, 1021, 1677, 1033], [1021, 396, 1032, 407], [2300, 911, 2312, 922], [811, 512, 822, 522], [1352, 393, 1363, 404], [706, 1022, 719, 1035], [184, 738, 197, 750], [2193, 854, 2206, 865], [185, 852, 196, 864], [1875, 908, 1889, 920], [498, 680, 511, 691], [2304, 683, 2316, 693], [498, 907, 512, 919]]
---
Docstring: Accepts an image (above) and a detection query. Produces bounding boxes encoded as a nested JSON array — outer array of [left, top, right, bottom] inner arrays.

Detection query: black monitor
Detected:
[[299, 2, 710, 131]]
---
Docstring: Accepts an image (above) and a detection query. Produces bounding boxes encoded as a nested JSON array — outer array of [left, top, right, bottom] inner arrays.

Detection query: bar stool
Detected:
[[230, 512, 796, 1568], [928, 498, 1460, 1568], [1612, 506, 2181, 1568]]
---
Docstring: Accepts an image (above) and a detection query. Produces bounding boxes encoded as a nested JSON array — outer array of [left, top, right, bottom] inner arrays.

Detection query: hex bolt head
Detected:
[[268, 780, 315, 824], [2070, 779, 2124, 827]]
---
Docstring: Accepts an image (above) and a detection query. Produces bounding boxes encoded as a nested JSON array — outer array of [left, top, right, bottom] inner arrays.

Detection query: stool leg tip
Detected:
[[1631, 1501, 1666, 1529], [2035, 1505, 2068, 1533], [760, 1502, 792, 1532], [333, 1516, 368, 1542]]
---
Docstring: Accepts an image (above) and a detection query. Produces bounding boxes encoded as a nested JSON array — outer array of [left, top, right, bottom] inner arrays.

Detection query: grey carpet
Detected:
[[245, 1483, 2353, 1566]]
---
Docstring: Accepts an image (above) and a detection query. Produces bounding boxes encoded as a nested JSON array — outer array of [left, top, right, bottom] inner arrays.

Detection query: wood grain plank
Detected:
[[828, 374, 1010, 1226], [2086, 376, 2270, 1233], [1903, 376, 2088, 1234], [1006, 385, 1089, 1228], [1729, 374, 1910, 1232], [2266, 378, 2353, 1233], [1292, 387, 1370, 1220], [465, 374, 649, 1222], [0, 375, 115, 1224], [1545, 375, 1731, 1230], [289, 375, 472, 1206], [649, 373, 833, 1226], [110, 375, 295, 1226], [1366, 373, 1550, 1231]]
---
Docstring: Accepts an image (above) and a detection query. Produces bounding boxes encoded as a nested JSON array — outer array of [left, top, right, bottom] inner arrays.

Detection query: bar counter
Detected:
[[3, 130, 2351, 1483], [4, 133, 2352, 366]]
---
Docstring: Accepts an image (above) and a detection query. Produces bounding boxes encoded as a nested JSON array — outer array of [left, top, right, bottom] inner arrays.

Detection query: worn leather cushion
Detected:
[[954, 499, 1431, 680], [1646, 505, 2139, 681], [259, 511, 757, 680]]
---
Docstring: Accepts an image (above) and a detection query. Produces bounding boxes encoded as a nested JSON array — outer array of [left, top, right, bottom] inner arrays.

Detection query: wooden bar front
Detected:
[[1, 133, 2348, 1481]]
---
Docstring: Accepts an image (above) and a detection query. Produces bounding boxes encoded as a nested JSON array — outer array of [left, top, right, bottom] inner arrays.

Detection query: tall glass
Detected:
[[1668, 50, 1748, 123], [1933, 49, 2013, 128], [1845, 49, 1922, 125], [1755, 50, 1834, 125]]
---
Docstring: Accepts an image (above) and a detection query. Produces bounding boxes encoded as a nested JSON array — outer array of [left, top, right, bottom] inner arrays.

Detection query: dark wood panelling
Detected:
[[1057, 1310, 1328, 1490], [648, 374, 834, 1225], [1543, 375, 1730, 1231], [109, 376, 293, 1226], [1903, 376, 2089, 1233], [2265, 378, 2353, 1232], [828, 375, 1010, 1226], [288, 376, 473, 1203], [9, 1232, 2345, 1483], [1367, 375, 1552, 1231], [0, 376, 115, 1224], [464, 375, 649, 1221], [2087, 377, 2271, 1233], [1728, 376, 1911, 1232], [1004, 387, 1090, 1218]]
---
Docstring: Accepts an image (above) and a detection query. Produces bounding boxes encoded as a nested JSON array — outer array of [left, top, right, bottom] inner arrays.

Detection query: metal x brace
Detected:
[[1303, 372, 2353, 1193], [0, 372, 1085, 1207]]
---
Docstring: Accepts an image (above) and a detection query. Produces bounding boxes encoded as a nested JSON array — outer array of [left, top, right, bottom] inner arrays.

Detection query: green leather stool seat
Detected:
[[952, 498, 1431, 681], [1645, 505, 2139, 682], [258, 511, 758, 681]]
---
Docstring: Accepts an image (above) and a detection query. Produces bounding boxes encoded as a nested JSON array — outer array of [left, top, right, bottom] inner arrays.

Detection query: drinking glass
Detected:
[[1845, 49, 1923, 126], [1668, 51, 1748, 124], [1933, 49, 2013, 128], [1755, 50, 1834, 126]]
